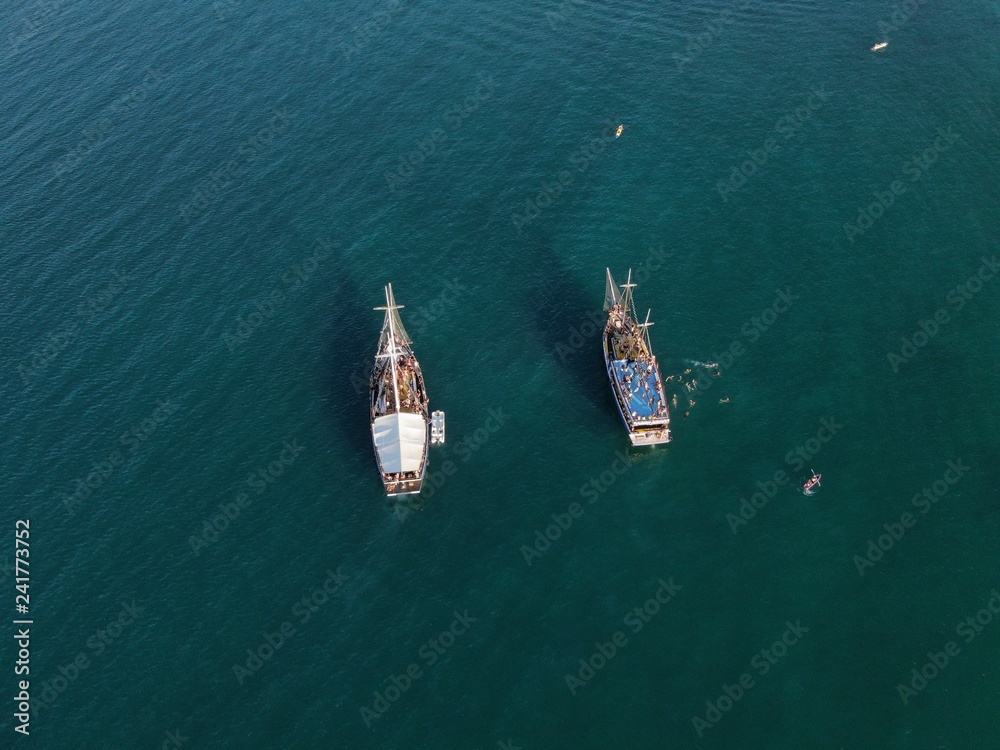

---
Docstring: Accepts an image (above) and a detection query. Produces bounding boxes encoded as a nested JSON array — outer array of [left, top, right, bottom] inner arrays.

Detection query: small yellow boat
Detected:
[[615, 124, 624, 138], [871, 41, 889, 52]]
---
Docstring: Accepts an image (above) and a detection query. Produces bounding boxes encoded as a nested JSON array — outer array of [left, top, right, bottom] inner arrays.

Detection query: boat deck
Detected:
[[611, 359, 669, 421], [371, 348, 428, 419]]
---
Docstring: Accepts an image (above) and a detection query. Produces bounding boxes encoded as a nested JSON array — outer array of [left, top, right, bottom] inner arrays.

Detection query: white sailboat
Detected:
[[370, 284, 431, 496]]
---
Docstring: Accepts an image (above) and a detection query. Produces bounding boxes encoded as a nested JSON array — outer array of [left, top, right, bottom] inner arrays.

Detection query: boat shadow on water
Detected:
[[320, 270, 377, 478], [523, 243, 616, 416]]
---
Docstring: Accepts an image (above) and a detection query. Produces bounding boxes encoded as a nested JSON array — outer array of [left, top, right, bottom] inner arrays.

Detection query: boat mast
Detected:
[[375, 284, 403, 413], [605, 268, 620, 311], [619, 269, 637, 318], [638, 308, 654, 351]]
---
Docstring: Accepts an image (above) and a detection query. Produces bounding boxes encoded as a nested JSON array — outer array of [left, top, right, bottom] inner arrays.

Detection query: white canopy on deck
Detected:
[[372, 412, 426, 474]]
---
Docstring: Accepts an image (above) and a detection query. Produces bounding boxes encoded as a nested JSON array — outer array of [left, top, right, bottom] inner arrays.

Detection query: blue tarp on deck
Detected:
[[611, 359, 667, 420]]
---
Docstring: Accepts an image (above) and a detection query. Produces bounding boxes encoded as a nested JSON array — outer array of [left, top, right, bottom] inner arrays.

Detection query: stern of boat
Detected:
[[385, 476, 424, 496], [628, 425, 671, 446]]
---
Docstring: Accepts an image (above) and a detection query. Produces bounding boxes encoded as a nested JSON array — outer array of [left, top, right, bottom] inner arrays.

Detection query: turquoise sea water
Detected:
[[2, 0, 999, 747]]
